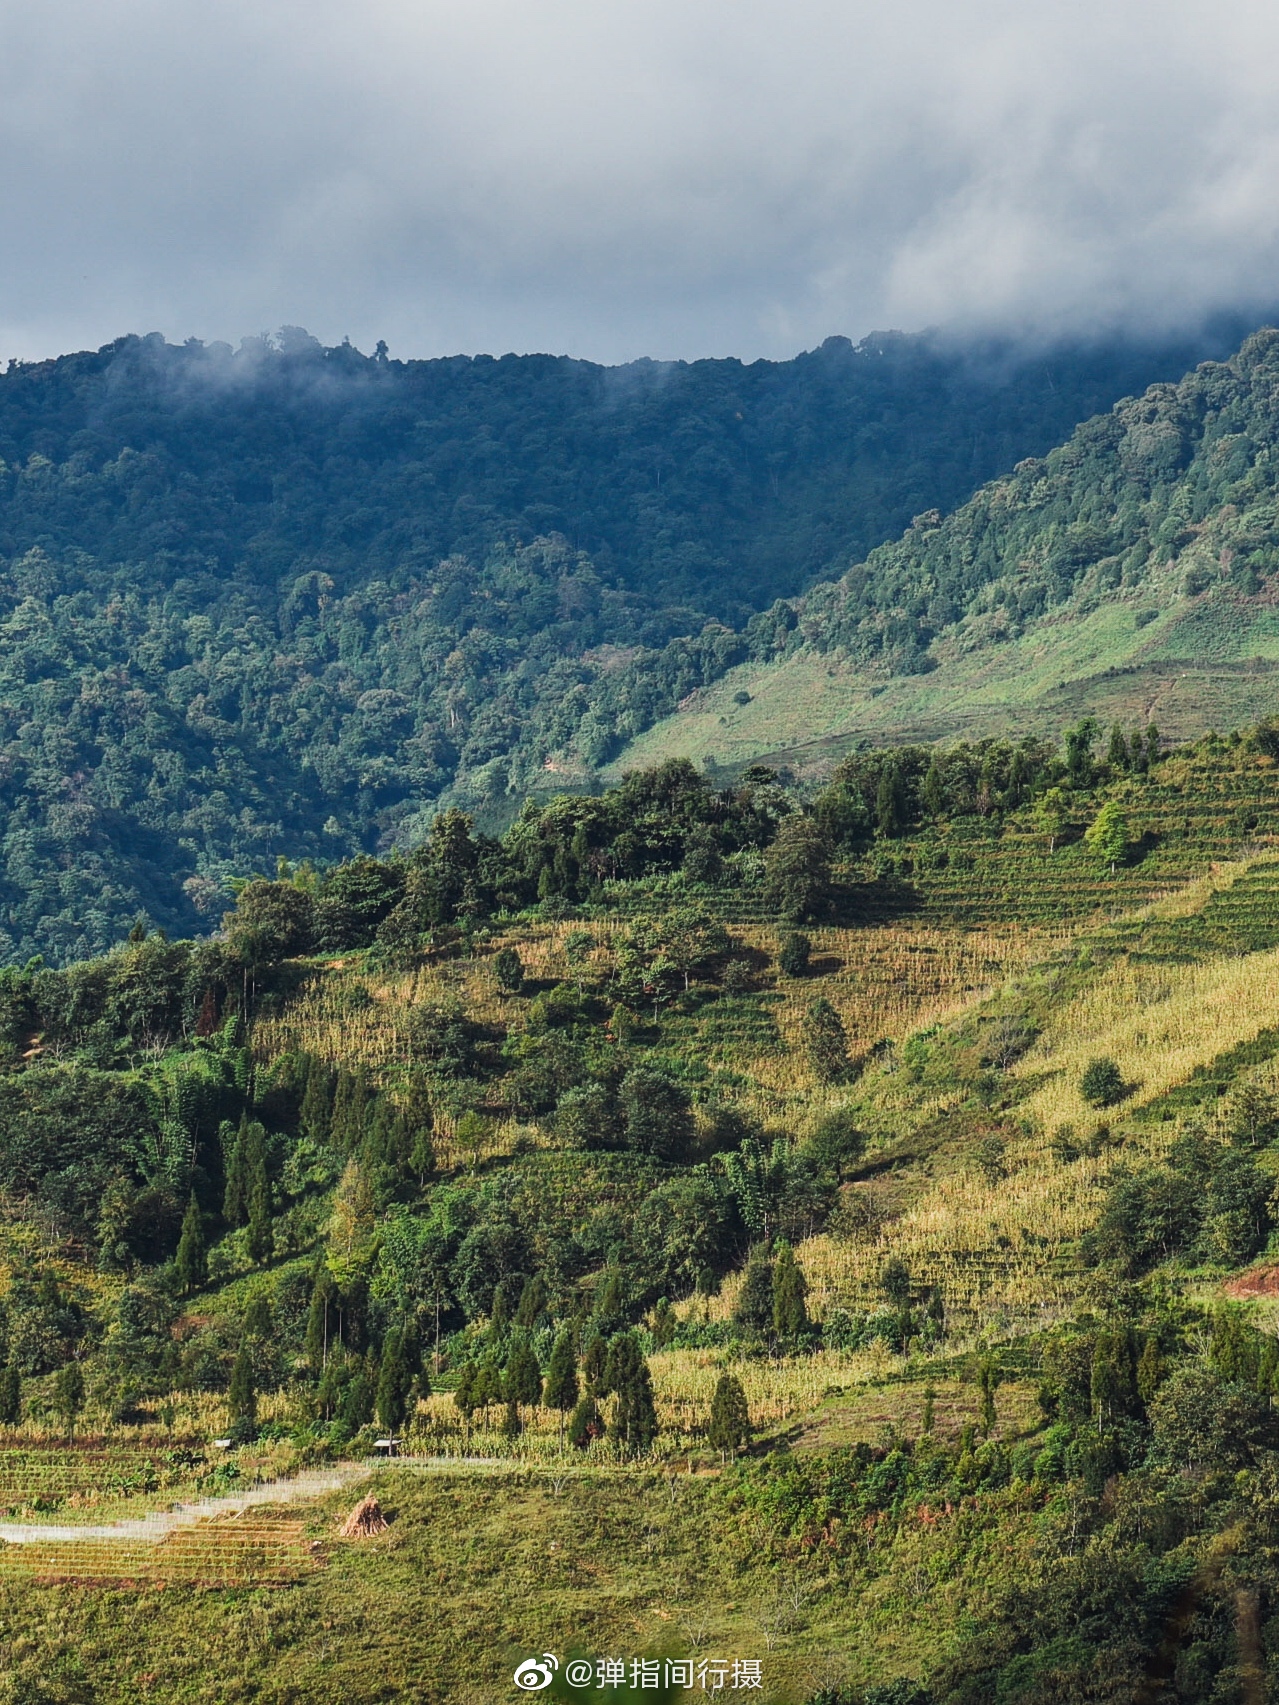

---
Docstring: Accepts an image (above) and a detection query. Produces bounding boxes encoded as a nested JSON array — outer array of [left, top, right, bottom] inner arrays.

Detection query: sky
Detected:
[[3, 0, 1279, 366]]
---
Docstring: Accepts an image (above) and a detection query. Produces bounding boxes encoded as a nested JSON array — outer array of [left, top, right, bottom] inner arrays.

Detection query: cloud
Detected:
[[1, 0, 1278, 362]]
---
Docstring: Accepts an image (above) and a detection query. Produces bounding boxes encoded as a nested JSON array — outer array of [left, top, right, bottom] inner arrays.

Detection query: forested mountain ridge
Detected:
[[0, 322, 1247, 964]]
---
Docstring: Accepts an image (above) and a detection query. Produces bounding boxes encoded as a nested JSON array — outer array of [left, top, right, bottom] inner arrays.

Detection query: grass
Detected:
[[0, 1462, 1040, 1704], [602, 577, 1279, 783]]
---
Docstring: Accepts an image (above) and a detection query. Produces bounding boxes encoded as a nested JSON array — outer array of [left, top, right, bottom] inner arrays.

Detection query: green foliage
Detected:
[[707, 1373, 752, 1453], [1084, 799, 1131, 871], [174, 1194, 207, 1294], [807, 998, 850, 1084], [771, 1243, 809, 1341], [1079, 1056, 1126, 1107], [493, 946, 524, 994], [734, 1250, 774, 1333], [777, 931, 811, 977]]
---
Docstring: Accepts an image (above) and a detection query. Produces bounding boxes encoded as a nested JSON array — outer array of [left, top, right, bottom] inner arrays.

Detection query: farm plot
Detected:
[[0, 1514, 323, 1586]]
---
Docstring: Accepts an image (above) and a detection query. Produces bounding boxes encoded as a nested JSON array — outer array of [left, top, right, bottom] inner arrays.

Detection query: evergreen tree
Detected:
[[1107, 723, 1129, 770], [242, 1291, 273, 1341], [806, 999, 850, 1083], [0, 1364, 20, 1428], [493, 946, 524, 994], [504, 1332, 543, 1422], [338, 1367, 374, 1433], [568, 1395, 603, 1448], [777, 931, 811, 977], [1136, 1337, 1166, 1407], [53, 1362, 85, 1444], [453, 1362, 477, 1432], [375, 1327, 413, 1433], [305, 1262, 336, 1374], [515, 1274, 548, 1330], [772, 1242, 809, 1341], [978, 1357, 999, 1438], [580, 1331, 608, 1394], [734, 1250, 775, 1332], [228, 1341, 257, 1432], [604, 1330, 657, 1452], [174, 1192, 207, 1294], [245, 1119, 273, 1265], [404, 1075, 435, 1186], [299, 1054, 335, 1149], [922, 758, 946, 820], [875, 763, 903, 837], [707, 1373, 751, 1454], [544, 1330, 579, 1444], [222, 1118, 247, 1225]]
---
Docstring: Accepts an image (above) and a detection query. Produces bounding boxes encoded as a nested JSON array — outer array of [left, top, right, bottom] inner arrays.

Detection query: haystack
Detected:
[[339, 1494, 388, 1539]]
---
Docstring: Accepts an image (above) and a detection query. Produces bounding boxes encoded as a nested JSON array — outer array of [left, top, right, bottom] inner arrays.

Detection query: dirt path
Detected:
[[0, 1463, 369, 1545]]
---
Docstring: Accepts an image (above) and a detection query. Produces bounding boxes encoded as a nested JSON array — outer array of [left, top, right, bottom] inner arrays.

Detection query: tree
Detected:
[[223, 880, 314, 962], [0, 1364, 20, 1427], [603, 1331, 657, 1452], [175, 1192, 207, 1294], [568, 1394, 604, 1448], [401, 1073, 435, 1189], [978, 1357, 999, 1437], [1033, 787, 1072, 854], [544, 1330, 579, 1445], [707, 1373, 751, 1455], [1224, 1083, 1279, 1149], [228, 1341, 257, 1433], [1085, 800, 1130, 873], [734, 1250, 774, 1332], [777, 932, 811, 977], [807, 999, 850, 1083], [245, 1121, 273, 1265], [53, 1362, 85, 1443], [493, 946, 524, 994], [299, 1054, 335, 1149], [222, 1119, 247, 1225], [556, 1083, 618, 1151], [1064, 718, 1098, 786], [505, 1332, 543, 1425], [880, 1256, 911, 1308], [1080, 1057, 1126, 1108], [1107, 724, 1129, 770], [305, 1261, 337, 1374], [619, 1068, 693, 1159], [581, 1332, 608, 1395], [763, 817, 833, 921], [376, 1327, 415, 1434], [772, 1242, 809, 1341]]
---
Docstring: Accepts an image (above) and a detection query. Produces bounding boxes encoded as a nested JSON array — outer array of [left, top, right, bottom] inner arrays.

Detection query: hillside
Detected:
[[3, 730, 1279, 1698], [0, 322, 1245, 963], [607, 326, 1279, 782]]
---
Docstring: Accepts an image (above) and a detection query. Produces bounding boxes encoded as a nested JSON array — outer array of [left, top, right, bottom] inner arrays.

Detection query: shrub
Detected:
[[1080, 1057, 1126, 1107], [777, 932, 811, 977]]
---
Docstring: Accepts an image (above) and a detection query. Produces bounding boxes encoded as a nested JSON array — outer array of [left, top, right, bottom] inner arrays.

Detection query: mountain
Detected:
[[609, 327, 1279, 782], [0, 321, 1248, 964]]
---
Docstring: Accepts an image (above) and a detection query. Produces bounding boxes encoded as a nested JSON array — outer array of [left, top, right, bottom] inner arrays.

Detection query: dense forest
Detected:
[[0, 321, 1246, 964]]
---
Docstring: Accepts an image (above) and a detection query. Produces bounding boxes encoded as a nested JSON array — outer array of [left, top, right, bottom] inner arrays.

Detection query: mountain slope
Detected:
[[608, 327, 1279, 780], [0, 323, 1233, 963]]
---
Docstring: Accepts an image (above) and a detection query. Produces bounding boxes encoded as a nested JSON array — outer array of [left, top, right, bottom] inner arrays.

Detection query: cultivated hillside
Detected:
[[2, 729, 1279, 1698]]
